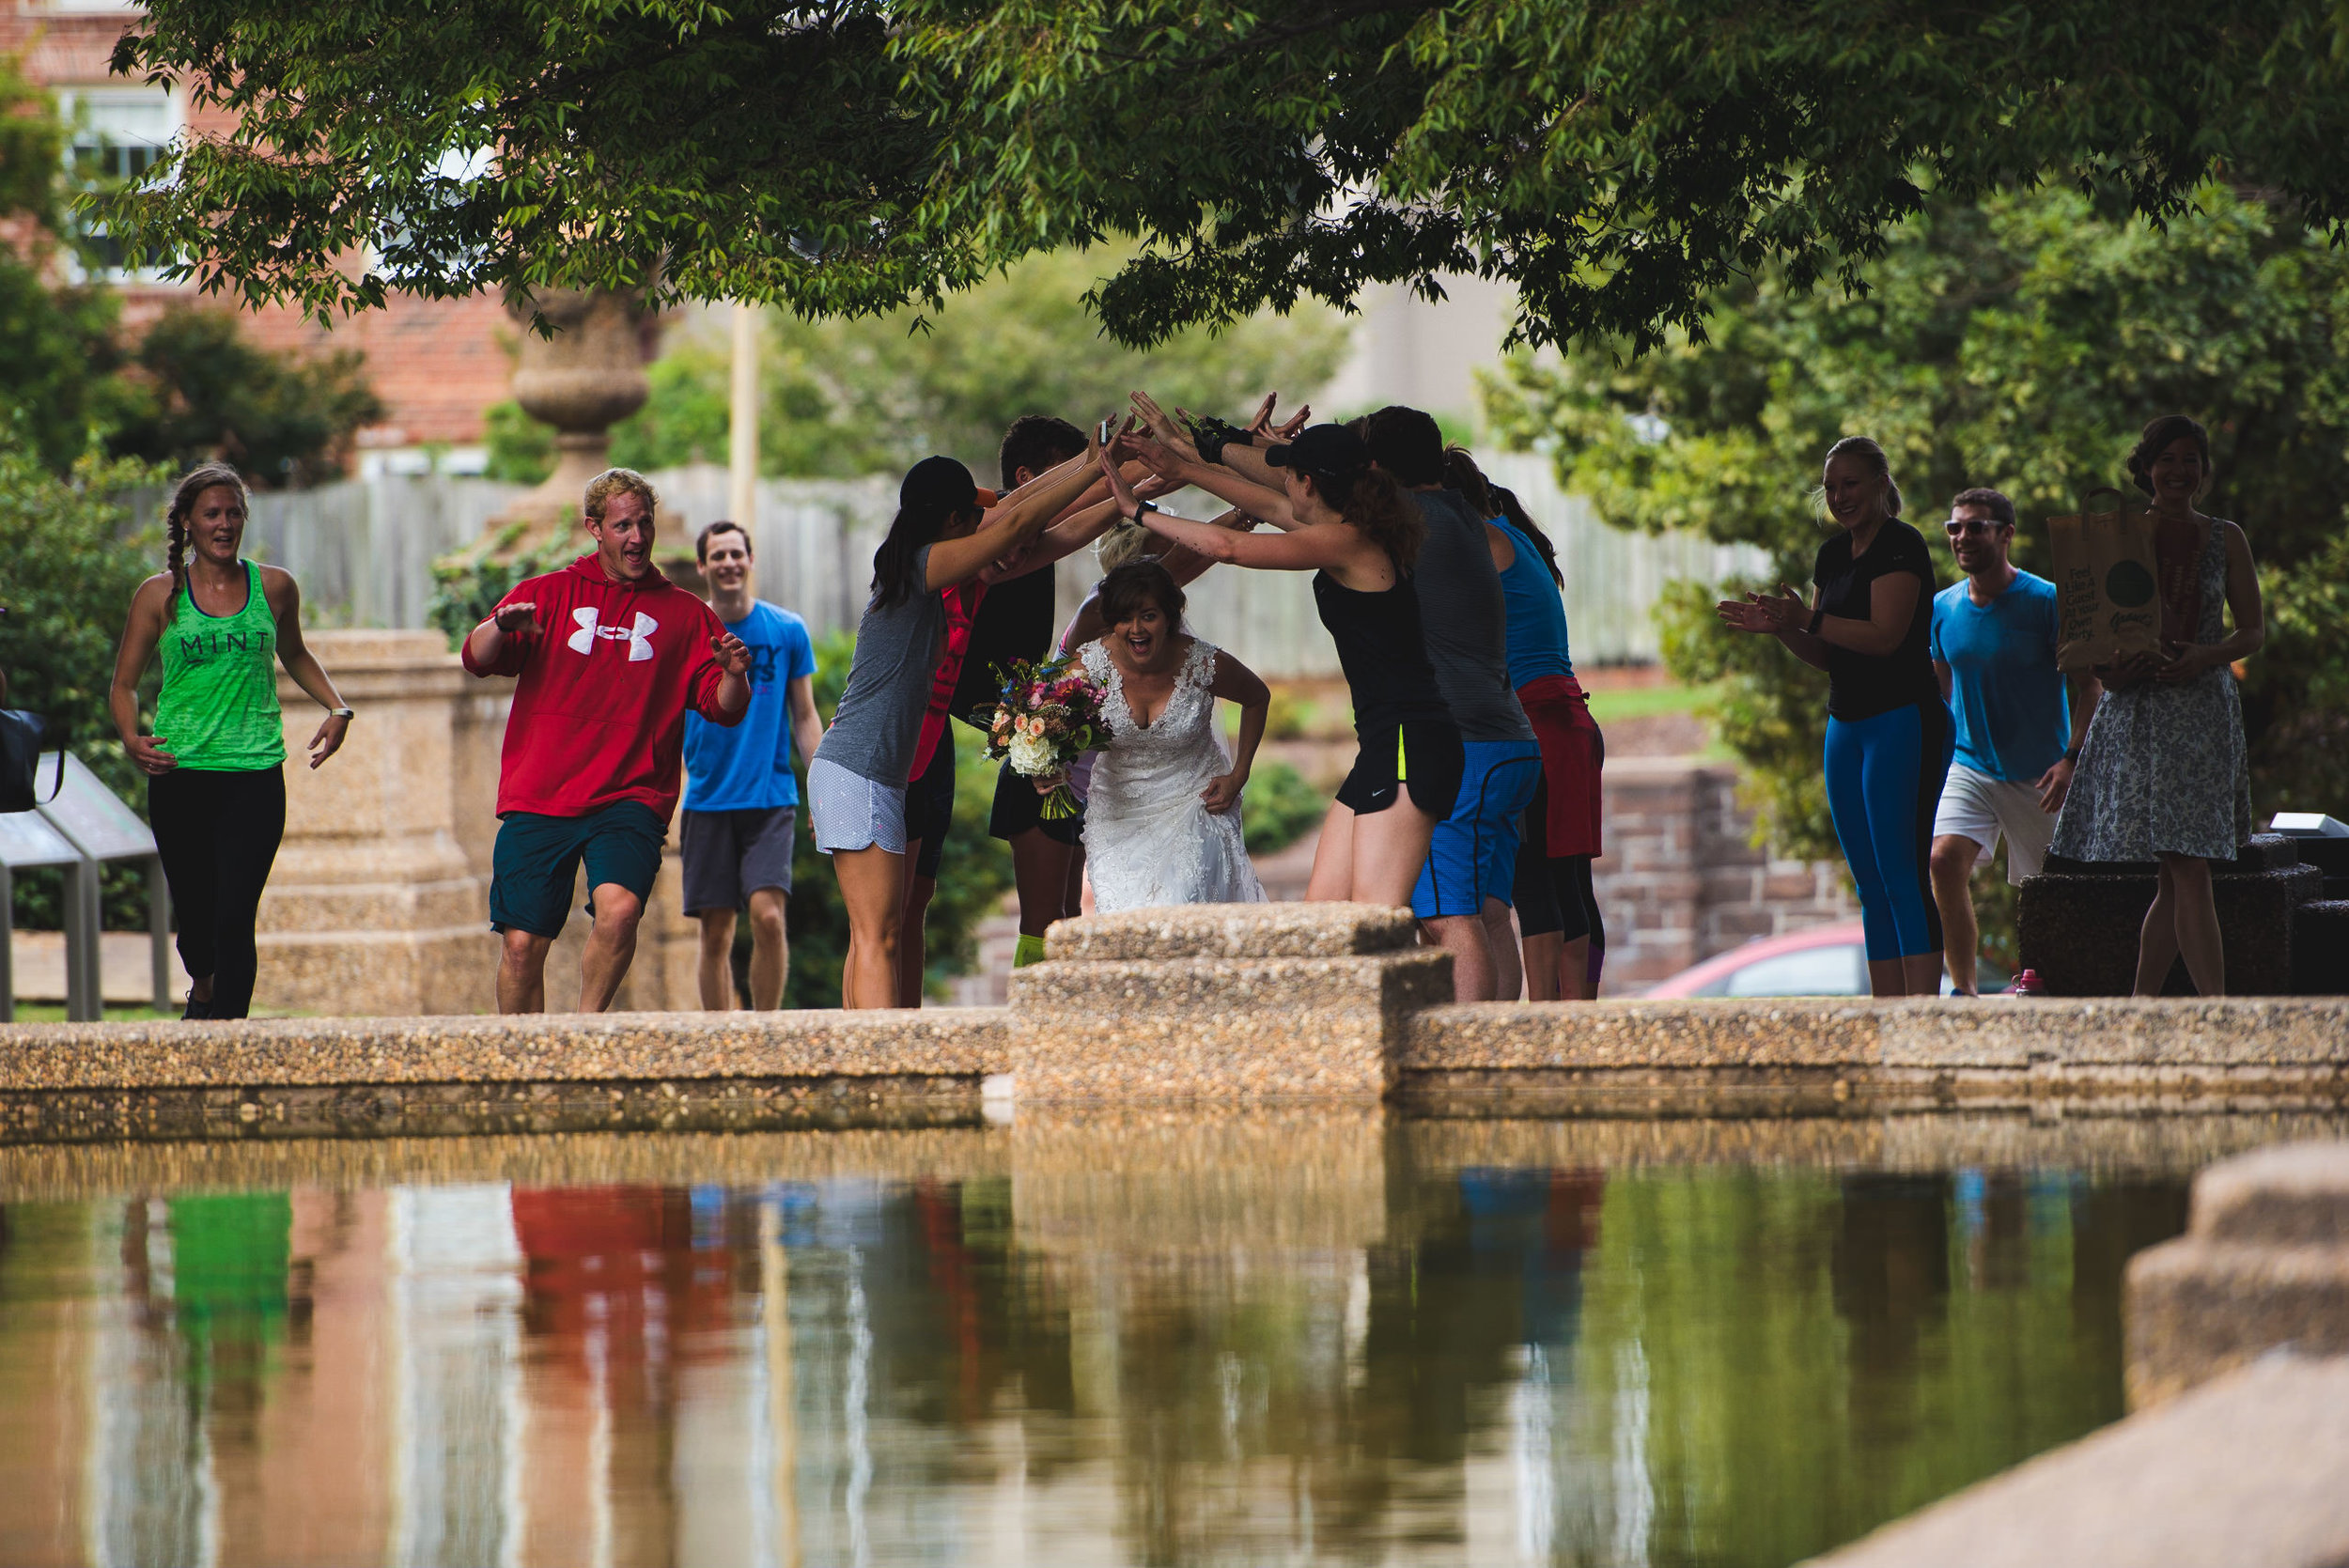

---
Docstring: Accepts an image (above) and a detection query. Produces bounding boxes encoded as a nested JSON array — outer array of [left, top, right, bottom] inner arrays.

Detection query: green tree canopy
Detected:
[[107, 2, 2349, 352], [492, 247, 1350, 482], [1486, 183, 2349, 867]]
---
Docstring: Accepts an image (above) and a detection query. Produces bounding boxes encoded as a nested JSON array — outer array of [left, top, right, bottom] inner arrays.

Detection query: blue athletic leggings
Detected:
[[1823, 701, 1954, 962]]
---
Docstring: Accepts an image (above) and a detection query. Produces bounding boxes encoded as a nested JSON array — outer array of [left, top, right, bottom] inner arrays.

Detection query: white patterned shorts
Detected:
[[806, 757, 908, 857]]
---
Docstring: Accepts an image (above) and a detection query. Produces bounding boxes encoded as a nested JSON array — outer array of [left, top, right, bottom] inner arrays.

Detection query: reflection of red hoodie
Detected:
[[463, 554, 739, 818]]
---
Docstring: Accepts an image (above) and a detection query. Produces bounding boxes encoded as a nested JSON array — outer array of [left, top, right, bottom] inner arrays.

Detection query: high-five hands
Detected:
[[1245, 393, 1312, 442], [1716, 584, 1809, 636], [1128, 392, 1200, 462]]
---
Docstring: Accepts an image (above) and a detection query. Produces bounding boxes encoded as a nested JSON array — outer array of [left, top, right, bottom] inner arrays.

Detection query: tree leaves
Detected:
[[103, 0, 2349, 349]]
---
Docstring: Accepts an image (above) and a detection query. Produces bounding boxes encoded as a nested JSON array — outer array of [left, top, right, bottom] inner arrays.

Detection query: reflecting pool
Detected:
[[0, 1111, 2328, 1567]]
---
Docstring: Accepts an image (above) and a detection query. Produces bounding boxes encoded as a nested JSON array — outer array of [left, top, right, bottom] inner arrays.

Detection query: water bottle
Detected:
[[2011, 968, 2047, 996]]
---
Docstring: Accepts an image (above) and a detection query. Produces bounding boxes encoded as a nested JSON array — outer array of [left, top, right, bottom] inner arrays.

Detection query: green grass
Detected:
[[5, 1003, 179, 1022], [1586, 681, 1713, 722]]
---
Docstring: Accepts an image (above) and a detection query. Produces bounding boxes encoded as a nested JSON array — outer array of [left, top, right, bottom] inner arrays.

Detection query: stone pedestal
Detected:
[[1006, 904, 1452, 1099], [258, 631, 702, 1017], [261, 631, 490, 1014], [2018, 834, 2322, 995], [2125, 1141, 2349, 1408]]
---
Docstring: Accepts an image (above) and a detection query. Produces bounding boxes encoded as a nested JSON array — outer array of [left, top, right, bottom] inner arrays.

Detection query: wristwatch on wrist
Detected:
[[1133, 500, 1161, 520], [1806, 607, 1825, 636], [2063, 745, 2081, 764], [330, 707, 355, 720]]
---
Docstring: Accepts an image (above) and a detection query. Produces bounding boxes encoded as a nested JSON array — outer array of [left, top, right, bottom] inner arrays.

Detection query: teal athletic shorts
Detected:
[[489, 800, 667, 938]]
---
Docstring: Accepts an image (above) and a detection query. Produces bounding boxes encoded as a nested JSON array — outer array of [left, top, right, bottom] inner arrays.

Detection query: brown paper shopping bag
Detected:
[[2046, 486, 2161, 672]]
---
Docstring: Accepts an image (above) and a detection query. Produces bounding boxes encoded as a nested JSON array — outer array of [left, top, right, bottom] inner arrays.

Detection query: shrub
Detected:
[[0, 430, 168, 927], [1241, 761, 1325, 856]]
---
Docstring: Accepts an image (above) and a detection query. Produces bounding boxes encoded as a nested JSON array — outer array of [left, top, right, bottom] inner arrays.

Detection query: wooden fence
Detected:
[[211, 456, 1768, 674]]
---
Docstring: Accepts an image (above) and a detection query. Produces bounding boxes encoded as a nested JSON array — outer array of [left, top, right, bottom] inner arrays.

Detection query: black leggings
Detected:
[[1515, 839, 1606, 947], [149, 766, 287, 1019]]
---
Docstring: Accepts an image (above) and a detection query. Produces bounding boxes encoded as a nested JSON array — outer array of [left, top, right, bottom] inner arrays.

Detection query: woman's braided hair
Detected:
[[164, 463, 250, 608]]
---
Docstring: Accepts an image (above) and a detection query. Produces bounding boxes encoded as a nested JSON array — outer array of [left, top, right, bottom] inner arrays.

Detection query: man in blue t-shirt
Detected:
[[1927, 487, 2102, 994], [681, 520, 822, 1009]]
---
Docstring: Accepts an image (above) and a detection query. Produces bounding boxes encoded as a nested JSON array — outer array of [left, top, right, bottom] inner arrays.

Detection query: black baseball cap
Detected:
[[1265, 423, 1371, 477], [900, 456, 999, 516]]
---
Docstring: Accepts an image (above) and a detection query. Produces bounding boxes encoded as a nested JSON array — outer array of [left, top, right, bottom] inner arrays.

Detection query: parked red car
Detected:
[[1641, 920, 2010, 998]]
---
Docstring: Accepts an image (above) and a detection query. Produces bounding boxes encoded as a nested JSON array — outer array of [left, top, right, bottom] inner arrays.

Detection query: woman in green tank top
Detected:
[[109, 464, 356, 1019]]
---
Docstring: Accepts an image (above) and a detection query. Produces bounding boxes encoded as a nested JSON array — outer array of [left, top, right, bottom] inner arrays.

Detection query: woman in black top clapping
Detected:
[[1718, 437, 1953, 997]]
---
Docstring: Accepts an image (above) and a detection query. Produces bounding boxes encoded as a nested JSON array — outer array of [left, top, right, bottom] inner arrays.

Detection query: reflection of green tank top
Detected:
[[153, 560, 287, 769]]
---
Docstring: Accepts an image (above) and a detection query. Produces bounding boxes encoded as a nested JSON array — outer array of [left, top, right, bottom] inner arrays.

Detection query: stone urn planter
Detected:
[[492, 286, 653, 548], [426, 287, 664, 641]]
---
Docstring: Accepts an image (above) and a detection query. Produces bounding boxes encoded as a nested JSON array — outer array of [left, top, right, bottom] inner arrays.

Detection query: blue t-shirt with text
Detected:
[[1929, 571, 2068, 783], [682, 601, 817, 811]]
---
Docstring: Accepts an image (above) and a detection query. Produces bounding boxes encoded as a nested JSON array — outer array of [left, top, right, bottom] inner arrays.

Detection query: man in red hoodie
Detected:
[[463, 468, 753, 1013]]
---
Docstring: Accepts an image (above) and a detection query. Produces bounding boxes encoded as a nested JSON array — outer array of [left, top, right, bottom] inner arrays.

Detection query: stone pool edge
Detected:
[[2, 995, 2343, 1108]]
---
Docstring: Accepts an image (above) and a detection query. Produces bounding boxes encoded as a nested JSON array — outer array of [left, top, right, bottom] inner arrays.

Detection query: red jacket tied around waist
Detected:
[[463, 554, 742, 818]]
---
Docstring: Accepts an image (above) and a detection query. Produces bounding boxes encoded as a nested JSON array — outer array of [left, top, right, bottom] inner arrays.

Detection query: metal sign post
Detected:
[[0, 809, 96, 1023], [33, 753, 172, 1014]]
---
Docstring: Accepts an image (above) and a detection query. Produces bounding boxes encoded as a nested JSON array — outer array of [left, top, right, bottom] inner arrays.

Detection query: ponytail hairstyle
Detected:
[[874, 456, 988, 610], [1441, 444, 1563, 588], [1312, 465, 1423, 572], [1441, 445, 1495, 515], [163, 463, 250, 607], [1491, 485, 1564, 589], [1818, 435, 1903, 520]]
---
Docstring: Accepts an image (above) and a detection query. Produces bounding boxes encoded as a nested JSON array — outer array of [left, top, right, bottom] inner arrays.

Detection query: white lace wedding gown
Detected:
[[1080, 637, 1268, 912]]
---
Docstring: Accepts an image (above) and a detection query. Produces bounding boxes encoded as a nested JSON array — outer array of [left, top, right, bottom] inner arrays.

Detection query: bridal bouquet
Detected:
[[979, 653, 1105, 820]]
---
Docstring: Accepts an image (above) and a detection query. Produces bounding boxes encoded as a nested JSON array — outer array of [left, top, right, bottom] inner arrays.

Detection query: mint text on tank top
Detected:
[[155, 559, 288, 770]]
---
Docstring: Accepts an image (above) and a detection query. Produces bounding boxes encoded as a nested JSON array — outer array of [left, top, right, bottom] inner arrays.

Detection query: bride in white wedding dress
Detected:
[[1075, 559, 1272, 911]]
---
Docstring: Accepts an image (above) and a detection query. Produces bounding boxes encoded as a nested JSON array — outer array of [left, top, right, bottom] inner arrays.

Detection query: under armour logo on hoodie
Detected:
[[568, 606, 658, 661]]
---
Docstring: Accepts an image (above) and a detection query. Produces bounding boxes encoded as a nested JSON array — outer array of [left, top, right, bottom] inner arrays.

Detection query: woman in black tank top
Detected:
[[1101, 424, 1464, 908]]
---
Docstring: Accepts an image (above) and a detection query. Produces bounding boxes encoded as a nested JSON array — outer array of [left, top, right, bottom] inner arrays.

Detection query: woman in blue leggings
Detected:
[[1719, 437, 1952, 996]]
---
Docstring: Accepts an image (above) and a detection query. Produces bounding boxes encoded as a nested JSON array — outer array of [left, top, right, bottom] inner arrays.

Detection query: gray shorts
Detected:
[[679, 805, 797, 914]]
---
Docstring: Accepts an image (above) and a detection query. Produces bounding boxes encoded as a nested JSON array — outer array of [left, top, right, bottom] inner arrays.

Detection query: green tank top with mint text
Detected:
[[153, 560, 287, 769]]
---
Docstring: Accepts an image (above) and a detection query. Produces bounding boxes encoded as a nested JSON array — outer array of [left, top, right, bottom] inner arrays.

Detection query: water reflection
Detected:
[[0, 1117, 2225, 1566]]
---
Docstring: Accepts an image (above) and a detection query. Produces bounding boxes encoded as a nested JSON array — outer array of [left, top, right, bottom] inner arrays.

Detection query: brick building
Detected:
[[4, 0, 517, 473]]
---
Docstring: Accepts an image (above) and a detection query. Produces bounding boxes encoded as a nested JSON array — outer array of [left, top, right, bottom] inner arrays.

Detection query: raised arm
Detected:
[[926, 432, 1102, 590], [1003, 464, 1180, 575]]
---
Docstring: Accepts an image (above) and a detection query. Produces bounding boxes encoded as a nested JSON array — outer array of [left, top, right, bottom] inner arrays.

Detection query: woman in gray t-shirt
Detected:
[[811, 445, 1099, 1008]]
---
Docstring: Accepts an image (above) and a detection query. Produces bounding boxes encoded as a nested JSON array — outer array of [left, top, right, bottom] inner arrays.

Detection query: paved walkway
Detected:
[[7, 931, 188, 1006]]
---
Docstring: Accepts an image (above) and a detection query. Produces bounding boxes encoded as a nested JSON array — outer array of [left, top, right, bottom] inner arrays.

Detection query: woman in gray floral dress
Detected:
[[2050, 415, 2265, 994]]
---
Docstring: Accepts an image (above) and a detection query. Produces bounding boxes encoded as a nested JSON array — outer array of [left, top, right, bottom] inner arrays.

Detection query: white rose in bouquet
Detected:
[[1008, 729, 1057, 777]]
